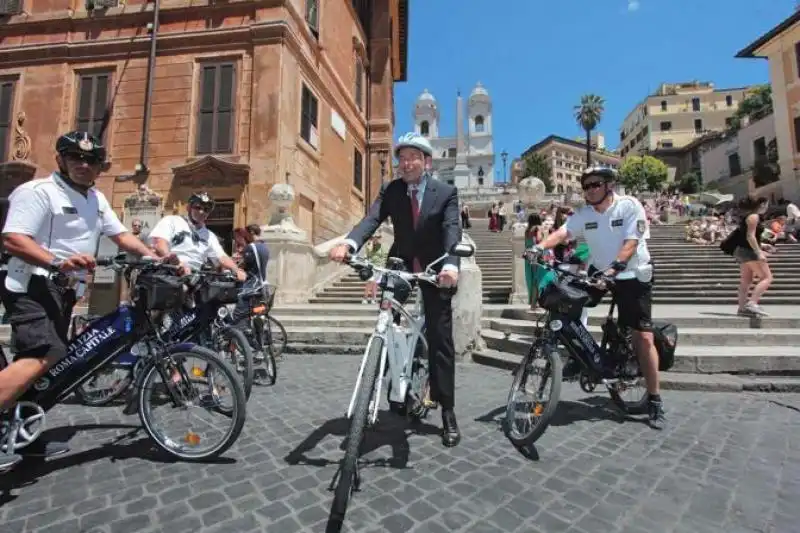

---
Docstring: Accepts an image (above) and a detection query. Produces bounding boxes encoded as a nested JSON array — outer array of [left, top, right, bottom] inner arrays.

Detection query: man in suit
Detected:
[[329, 132, 463, 447]]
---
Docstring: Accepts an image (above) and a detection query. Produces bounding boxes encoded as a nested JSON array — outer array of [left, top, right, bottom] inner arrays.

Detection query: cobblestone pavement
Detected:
[[1, 356, 799, 533]]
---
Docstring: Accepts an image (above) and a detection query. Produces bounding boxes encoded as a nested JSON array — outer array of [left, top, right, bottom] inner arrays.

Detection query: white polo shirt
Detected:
[[148, 215, 226, 271], [2, 172, 127, 293], [564, 194, 651, 281]]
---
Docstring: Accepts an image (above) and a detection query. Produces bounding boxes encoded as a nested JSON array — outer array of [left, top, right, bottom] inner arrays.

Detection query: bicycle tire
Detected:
[[266, 315, 288, 357], [253, 315, 277, 386], [327, 338, 382, 532], [137, 344, 247, 461], [504, 342, 562, 448], [213, 326, 255, 400]]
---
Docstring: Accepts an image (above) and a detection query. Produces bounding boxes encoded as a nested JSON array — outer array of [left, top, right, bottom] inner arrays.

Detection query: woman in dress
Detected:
[[524, 214, 545, 310]]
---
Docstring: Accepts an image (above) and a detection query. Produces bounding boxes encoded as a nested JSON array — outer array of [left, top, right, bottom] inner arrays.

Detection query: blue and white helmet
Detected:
[[394, 132, 433, 158]]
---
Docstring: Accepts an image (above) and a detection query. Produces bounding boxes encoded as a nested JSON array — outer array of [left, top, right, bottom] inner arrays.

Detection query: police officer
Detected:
[[148, 192, 245, 281], [533, 167, 666, 430], [0, 131, 157, 468]]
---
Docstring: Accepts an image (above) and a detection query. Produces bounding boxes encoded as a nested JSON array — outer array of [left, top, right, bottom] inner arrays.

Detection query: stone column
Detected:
[[510, 222, 529, 305], [452, 233, 485, 357]]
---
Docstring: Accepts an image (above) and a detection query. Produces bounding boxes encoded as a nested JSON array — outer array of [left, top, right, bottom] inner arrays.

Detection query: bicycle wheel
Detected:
[[73, 364, 134, 406], [607, 328, 649, 415], [327, 338, 382, 532], [265, 315, 288, 357], [252, 315, 277, 386], [504, 341, 562, 448], [137, 344, 246, 461], [212, 326, 254, 400]]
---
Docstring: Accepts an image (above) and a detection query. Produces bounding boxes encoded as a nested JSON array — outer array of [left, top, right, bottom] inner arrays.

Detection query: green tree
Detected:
[[728, 84, 773, 130], [522, 152, 554, 192], [619, 155, 669, 193], [677, 171, 703, 194], [574, 94, 605, 166]]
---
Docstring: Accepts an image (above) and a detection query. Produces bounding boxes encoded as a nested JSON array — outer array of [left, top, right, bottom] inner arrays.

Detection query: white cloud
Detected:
[[628, 0, 640, 11]]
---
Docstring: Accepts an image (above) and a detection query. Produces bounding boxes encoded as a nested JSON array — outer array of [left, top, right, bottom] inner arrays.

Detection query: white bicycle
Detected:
[[326, 243, 475, 532]]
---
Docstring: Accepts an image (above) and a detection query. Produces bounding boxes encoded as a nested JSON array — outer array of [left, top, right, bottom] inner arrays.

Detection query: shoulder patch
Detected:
[[636, 219, 646, 235]]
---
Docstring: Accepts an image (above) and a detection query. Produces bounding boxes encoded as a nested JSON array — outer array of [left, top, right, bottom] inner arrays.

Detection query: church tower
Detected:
[[413, 89, 439, 138], [467, 82, 495, 187]]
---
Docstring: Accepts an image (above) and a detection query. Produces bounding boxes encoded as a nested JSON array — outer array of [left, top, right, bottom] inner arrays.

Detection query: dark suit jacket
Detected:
[[347, 178, 462, 272]]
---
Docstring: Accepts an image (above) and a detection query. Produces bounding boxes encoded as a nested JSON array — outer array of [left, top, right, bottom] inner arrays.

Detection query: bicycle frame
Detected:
[[346, 289, 427, 426]]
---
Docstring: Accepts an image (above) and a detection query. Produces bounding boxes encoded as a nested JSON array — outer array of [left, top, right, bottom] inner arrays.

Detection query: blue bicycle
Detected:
[[0, 255, 247, 469]]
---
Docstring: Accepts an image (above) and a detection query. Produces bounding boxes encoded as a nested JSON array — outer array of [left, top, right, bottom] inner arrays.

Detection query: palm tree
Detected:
[[574, 94, 605, 166]]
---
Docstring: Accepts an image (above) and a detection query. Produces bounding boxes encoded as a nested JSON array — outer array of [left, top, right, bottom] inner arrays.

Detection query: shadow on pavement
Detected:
[[0, 422, 235, 505], [285, 410, 440, 470]]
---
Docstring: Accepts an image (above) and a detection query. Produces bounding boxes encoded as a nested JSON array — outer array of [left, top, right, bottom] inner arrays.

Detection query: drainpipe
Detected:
[[363, 4, 373, 216], [136, 0, 161, 176]]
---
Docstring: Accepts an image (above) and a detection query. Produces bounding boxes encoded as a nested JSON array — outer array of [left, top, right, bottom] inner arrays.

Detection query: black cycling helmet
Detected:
[[580, 166, 616, 186], [188, 191, 215, 210], [56, 130, 107, 163]]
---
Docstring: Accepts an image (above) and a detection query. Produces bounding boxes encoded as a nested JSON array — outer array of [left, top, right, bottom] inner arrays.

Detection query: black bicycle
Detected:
[[229, 281, 281, 386], [504, 252, 678, 447], [0, 256, 247, 470], [73, 269, 255, 407]]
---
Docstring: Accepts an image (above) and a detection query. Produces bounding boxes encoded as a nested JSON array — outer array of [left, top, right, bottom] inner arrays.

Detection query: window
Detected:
[[0, 0, 22, 15], [447, 147, 456, 158], [196, 62, 236, 155], [692, 97, 700, 112], [354, 56, 363, 111], [0, 79, 14, 162], [660, 100, 667, 112], [661, 140, 673, 148], [75, 72, 111, 141], [353, 148, 363, 191], [300, 84, 319, 149], [726, 95, 733, 107], [475, 115, 484, 133], [796, 42, 800, 79], [753, 136, 767, 162], [794, 116, 800, 152], [420, 120, 429, 136], [728, 152, 742, 176], [659, 121, 672, 132], [305, 0, 319, 38], [694, 118, 703, 133]]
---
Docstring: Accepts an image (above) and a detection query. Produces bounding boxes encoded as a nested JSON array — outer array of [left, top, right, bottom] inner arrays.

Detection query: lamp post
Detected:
[[501, 149, 508, 184], [377, 149, 388, 183]]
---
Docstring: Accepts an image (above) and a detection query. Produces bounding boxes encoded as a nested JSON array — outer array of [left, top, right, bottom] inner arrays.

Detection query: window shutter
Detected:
[[0, 0, 22, 16]]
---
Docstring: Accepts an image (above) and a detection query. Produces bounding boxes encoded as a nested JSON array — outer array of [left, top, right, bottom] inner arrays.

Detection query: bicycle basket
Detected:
[[652, 320, 678, 371], [135, 272, 185, 311], [538, 281, 590, 320], [199, 280, 239, 305]]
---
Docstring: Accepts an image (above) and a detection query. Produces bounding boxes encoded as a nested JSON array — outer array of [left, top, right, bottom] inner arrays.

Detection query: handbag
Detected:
[[719, 228, 740, 256]]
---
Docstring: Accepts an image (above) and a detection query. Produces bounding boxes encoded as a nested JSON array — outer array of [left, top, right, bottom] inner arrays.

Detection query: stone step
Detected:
[[483, 319, 800, 346], [471, 350, 800, 391], [649, 296, 800, 305], [484, 313, 800, 330], [308, 296, 510, 304], [479, 330, 800, 374]]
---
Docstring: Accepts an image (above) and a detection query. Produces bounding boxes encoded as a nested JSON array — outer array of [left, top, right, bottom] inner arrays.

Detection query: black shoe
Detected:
[[648, 399, 666, 430], [122, 391, 138, 416], [441, 409, 461, 448], [18, 440, 69, 458]]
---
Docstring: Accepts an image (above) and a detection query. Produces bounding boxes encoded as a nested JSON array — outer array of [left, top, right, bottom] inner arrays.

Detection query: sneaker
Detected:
[[0, 452, 21, 470], [361, 299, 368, 304], [744, 302, 769, 317], [648, 399, 666, 430], [18, 440, 69, 458]]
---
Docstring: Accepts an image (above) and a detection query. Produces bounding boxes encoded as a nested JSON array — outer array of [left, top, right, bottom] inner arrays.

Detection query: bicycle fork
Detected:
[[345, 334, 388, 427]]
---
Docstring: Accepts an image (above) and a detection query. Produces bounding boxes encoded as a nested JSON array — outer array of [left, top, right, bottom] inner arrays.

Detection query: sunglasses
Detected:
[[582, 181, 605, 191], [190, 204, 213, 213], [66, 153, 102, 166]]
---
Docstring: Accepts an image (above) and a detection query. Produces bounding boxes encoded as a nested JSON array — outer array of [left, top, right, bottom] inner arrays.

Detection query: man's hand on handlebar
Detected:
[[60, 253, 97, 272], [437, 269, 458, 288], [329, 243, 351, 263]]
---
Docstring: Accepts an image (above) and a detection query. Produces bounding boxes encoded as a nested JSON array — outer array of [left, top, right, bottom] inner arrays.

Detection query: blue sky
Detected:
[[394, 0, 793, 181]]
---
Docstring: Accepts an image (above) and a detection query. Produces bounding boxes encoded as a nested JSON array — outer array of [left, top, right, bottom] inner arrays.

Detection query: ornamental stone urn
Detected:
[[261, 183, 307, 242]]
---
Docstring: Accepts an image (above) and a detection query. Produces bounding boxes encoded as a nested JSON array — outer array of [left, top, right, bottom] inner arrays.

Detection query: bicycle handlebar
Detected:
[[345, 254, 440, 288], [521, 249, 615, 289]]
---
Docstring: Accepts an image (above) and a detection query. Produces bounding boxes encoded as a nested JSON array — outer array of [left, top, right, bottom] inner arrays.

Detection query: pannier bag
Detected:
[[199, 280, 239, 305], [652, 320, 678, 371]]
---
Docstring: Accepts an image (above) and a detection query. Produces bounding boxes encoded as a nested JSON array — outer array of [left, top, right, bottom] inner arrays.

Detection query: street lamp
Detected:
[[501, 150, 508, 184], [377, 150, 388, 183]]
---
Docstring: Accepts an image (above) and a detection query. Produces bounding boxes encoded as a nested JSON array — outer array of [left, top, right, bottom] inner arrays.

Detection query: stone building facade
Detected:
[[0, 0, 409, 251]]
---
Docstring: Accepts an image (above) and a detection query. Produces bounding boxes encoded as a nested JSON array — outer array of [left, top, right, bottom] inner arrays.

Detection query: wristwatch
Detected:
[[610, 260, 628, 272], [48, 258, 64, 273]]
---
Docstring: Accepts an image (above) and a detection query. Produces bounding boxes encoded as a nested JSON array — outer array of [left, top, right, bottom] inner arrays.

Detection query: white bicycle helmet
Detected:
[[394, 132, 433, 158]]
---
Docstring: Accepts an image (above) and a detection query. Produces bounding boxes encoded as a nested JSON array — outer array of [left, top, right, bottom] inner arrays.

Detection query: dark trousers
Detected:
[[420, 283, 456, 410]]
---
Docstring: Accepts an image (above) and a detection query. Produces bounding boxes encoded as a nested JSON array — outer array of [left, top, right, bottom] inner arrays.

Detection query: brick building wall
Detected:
[[0, 0, 408, 249]]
